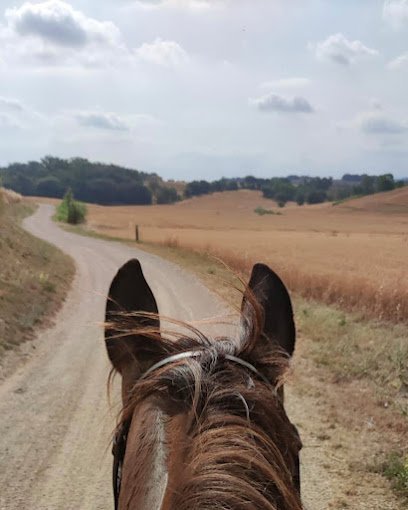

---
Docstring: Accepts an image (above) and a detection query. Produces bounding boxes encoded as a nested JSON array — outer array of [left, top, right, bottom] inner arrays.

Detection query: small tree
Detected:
[[56, 188, 87, 225]]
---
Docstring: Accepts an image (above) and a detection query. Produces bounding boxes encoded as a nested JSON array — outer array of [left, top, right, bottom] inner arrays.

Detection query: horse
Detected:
[[105, 258, 303, 510]]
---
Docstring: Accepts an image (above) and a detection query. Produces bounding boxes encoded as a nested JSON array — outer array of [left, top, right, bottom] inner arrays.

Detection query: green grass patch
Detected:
[[254, 206, 283, 216]]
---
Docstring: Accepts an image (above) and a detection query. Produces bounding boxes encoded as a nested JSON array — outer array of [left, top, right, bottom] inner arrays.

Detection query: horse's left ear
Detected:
[[242, 263, 296, 358], [105, 259, 162, 380]]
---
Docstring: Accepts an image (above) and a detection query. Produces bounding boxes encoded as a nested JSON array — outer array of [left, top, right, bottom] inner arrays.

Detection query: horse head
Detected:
[[105, 259, 302, 510]]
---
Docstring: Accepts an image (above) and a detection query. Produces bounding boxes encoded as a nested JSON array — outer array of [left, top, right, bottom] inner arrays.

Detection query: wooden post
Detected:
[[135, 224, 140, 243]]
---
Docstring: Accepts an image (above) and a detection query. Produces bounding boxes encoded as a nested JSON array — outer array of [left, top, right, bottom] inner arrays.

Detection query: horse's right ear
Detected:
[[105, 259, 162, 379], [241, 263, 296, 359]]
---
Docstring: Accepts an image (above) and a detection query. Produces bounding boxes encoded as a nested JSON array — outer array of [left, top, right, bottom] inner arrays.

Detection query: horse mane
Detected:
[[107, 290, 303, 510]]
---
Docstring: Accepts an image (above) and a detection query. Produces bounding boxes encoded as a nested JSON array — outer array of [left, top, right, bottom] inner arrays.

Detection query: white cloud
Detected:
[[388, 51, 408, 68], [135, 38, 188, 66], [312, 33, 379, 65], [72, 110, 162, 133], [1, 0, 128, 67], [0, 3, 189, 69], [357, 112, 407, 134], [260, 78, 311, 90], [250, 93, 314, 114], [383, 0, 408, 29], [75, 111, 130, 131], [5, 1, 123, 48]]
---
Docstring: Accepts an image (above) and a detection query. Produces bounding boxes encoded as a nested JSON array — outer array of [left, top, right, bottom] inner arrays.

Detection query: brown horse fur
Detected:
[[105, 259, 303, 510]]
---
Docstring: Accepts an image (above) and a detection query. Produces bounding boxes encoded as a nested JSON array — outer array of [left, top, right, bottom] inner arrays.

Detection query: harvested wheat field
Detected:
[[83, 189, 408, 323]]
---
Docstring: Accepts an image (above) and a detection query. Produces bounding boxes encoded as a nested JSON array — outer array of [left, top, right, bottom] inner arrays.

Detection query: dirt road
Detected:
[[0, 205, 401, 509]]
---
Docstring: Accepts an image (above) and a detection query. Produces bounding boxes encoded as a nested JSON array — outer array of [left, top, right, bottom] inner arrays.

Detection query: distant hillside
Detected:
[[338, 187, 408, 214], [0, 157, 181, 206]]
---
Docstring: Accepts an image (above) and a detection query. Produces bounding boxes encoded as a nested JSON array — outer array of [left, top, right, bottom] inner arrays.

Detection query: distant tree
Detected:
[[275, 192, 288, 207], [360, 175, 376, 195], [327, 185, 354, 201], [36, 176, 65, 198], [262, 179, 295, 203], [117, 182, 153, 205], [375, 174, 395, 192], [9, 174, 36, 196], [86, 179, 118, 204], [184, 180, 211, 198], [242, 175, 259, 190], [306, 177, 332, 191], [211, 178, 239, 192], [41, 156, 69, 174], [295, 192, 305, 206], [156, 186, 179, 204], [262, 185, 276, 199], [351, 185, 363, 196], [341, 174, 362, 183], [306, 190, 327, 204]]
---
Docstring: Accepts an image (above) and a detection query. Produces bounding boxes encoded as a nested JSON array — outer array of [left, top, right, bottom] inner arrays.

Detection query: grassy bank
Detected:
[[0, 201, 75, 357]]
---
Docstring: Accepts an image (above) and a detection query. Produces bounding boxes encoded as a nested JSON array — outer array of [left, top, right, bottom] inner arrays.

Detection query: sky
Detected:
[[0, 0, 407, 180]]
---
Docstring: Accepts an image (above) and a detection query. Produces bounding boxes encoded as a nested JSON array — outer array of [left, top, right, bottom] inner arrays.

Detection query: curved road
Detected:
[[0, 205, 228, 510]]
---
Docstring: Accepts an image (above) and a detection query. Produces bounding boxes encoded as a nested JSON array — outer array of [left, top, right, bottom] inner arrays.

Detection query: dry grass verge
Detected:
[[0, 200, 74, 358]]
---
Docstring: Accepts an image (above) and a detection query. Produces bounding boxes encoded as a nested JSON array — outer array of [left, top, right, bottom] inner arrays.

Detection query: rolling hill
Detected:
[[338, 186, 408, 214]]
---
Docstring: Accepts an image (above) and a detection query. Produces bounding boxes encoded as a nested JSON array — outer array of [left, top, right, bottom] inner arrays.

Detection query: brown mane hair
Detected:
[[108, 286, 303, 510]]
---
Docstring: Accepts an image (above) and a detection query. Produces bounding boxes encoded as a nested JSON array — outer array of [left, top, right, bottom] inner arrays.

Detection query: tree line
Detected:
[[184, 173, 405, 207], [0, 156, 405, 207], [0, 157, 180, 206]]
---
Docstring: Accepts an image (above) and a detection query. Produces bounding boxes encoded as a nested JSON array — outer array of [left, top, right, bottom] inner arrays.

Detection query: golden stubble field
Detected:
[[42, 187, 408, 322], [85, 188, 408, 322]]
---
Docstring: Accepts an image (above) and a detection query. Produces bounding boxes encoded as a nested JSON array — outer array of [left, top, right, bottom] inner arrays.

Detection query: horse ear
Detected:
[[105, 259, 162, 378], [242, 263, 296, 358]]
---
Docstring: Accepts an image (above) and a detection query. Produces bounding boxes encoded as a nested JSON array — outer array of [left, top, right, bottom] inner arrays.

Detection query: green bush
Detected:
[[56, 189, 87, 225], [254, 206, 282, 216]]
